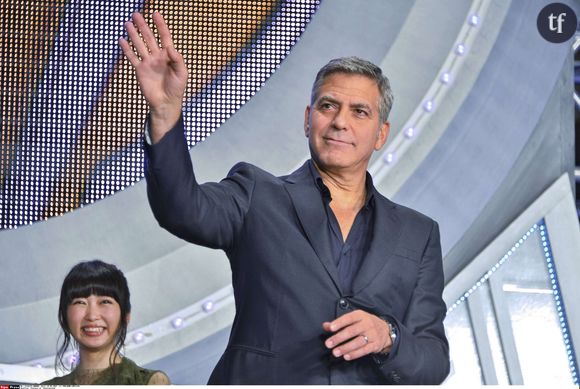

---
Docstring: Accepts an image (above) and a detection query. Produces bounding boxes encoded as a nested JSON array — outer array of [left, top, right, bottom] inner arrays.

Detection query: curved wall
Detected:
[[0, 0, 577, 384]]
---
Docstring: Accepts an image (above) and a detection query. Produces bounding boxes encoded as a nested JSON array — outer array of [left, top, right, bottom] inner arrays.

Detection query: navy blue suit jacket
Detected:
[[144, 117, 450, 384]]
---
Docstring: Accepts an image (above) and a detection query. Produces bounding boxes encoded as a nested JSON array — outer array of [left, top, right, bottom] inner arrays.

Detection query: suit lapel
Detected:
[[352, 193, 403, 294], [283, 162, 342, 293]]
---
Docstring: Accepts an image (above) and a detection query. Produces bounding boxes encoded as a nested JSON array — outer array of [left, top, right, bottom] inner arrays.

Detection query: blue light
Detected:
[[448, 220, 578, 383], [540, 220, 578, 384]]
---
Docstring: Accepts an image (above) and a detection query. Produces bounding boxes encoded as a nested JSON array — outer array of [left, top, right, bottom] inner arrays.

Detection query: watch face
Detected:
[[388, 322, 397, 340]]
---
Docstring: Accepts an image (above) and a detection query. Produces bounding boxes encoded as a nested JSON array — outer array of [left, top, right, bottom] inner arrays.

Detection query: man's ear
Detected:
[[374, 121, 390, 150], [304, 106, 311, 137]]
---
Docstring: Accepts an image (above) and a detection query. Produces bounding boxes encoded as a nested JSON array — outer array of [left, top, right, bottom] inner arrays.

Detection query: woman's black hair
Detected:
[[55, 259, 131, 373]]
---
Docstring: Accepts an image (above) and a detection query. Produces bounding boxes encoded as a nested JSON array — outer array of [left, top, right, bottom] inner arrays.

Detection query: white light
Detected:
[[502, 284, 553, 294], [202, 301, 214, 312], [132, 332, 145, 343], [404, 127, 415, 138], [468, 14, 480, 26], [440, 72, 451, 84], [423, 100, 435, 112], [67, 352, 79, 367], [384, 152, 395, 164], [455, 44, 467, 55], [171, 317, 184, 329]]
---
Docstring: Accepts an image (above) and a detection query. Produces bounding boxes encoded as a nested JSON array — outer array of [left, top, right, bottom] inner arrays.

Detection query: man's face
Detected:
[[304, 72, 389, 174]]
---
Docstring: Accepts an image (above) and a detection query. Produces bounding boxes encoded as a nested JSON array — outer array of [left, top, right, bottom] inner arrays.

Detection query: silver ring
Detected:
[[362, 335, 369, 344]]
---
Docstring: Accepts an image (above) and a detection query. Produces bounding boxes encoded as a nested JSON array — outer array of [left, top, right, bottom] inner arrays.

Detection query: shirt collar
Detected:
[[307, 160, 375, 207]]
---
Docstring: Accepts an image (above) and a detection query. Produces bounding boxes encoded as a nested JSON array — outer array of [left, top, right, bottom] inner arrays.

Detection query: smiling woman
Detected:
[[41, 260, 170, 385]]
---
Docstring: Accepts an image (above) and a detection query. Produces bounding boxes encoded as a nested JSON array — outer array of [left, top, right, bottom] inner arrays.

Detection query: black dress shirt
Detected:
[[308, 161, 375, 295]]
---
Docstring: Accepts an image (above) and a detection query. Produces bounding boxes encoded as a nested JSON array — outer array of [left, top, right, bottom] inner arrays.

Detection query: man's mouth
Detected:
[[323, 137, 352, 146]]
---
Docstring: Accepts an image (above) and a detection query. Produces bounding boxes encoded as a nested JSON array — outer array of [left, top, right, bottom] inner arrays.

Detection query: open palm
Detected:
[[119, 12, 187, 137]]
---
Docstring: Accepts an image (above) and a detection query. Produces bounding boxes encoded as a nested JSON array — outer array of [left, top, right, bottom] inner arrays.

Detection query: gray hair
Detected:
[[310, 56, 394, 123]]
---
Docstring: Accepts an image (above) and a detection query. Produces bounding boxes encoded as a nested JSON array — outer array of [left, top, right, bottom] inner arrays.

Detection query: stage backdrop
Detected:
[[0, 0, 319, 230]]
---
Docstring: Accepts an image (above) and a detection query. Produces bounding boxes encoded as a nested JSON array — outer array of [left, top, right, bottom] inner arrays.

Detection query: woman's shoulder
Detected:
[[119, 357, 170, 385], [147, 371, 171, 385], [41, 371, 75, 385], [39, 358, 170, 385]]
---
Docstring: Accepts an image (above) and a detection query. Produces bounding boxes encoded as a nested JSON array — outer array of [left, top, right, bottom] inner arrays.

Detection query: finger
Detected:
[[327, 311, 362, 333], [118, 38, 140, 67], [125, 20, 150, 59], [132, 12, 160, 54], [166, 45, 187, 77], [343, 342, 376, 361], [331, 334, 369, 358], [153, 11, 175, 49], [325, 322, 365, 349]]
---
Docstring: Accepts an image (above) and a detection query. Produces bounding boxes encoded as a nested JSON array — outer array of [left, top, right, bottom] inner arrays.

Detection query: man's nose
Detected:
[[331, 108, 348, 130]]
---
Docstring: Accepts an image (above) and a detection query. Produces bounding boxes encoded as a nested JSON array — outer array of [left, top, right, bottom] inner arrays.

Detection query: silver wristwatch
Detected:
[[387, 321, 397, 343]]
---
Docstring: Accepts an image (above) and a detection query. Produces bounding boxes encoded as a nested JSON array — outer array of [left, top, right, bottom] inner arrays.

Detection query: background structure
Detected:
[[1, 0, 579, 384]]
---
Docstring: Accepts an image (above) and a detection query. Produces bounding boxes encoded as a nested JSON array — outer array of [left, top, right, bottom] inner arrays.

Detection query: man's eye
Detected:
[[319, 102, 334, 110], [355, 109, 369, 117]]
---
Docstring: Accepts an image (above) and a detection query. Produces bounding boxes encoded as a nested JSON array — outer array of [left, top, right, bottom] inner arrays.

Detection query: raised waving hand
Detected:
[[119, 12, 188, 142]]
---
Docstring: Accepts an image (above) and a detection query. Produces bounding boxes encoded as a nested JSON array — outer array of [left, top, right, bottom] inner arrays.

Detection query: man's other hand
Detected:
[[323, 310, 393, 361]]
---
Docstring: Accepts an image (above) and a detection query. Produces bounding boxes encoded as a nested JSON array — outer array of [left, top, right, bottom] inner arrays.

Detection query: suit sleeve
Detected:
[[143, 115, 255, 250], [376, 220, 450, 384]]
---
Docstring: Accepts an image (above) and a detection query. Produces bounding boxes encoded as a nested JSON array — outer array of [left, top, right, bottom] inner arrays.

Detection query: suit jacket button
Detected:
[[338, 298, 349, 310], [390, 371, 401, 383]]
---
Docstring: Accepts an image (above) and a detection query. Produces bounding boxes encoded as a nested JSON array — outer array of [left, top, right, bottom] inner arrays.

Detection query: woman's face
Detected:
[[67, 294, 123, 354]]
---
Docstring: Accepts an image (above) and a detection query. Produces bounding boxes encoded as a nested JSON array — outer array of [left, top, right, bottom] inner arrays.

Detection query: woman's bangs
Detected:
[[65, 276, 120, 304]]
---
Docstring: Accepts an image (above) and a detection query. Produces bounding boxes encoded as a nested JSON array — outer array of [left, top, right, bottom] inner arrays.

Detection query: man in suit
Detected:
[[120, 12, 449, 384]]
